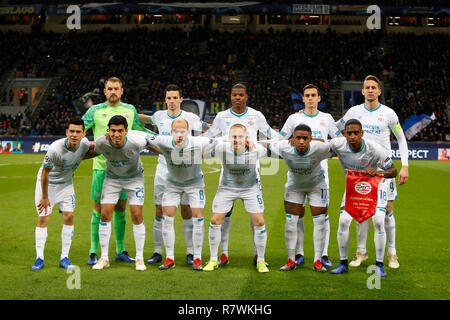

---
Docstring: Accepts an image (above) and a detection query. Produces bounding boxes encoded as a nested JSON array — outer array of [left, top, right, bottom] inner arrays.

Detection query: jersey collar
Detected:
[[294, 144, 310, 157], [363, 103, 381, 112], [109, 137, 127, 149], [167, 110, 182, 119], [303, 109, 319, 118], [230, 107, 248, 118], [347, 138, 366, 153], [64, 138, 79, 153]]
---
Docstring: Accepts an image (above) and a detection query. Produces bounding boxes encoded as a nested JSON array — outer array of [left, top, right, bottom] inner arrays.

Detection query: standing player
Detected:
[[204, 83, 281, 266], [91, 116, 155, 271], [263, 124, 332, 272], [329, 119, 397, 277], [82, 77, 156, 265], [203, 124, 269, 273], [147, 118, 218, 271], [336, 75, 408, 269], [32, 118, 92, 270], [279, 84, 342, 268], [141, 84, 208, 266]]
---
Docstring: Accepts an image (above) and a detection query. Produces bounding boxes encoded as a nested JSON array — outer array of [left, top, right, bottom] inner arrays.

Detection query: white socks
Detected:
[[322, 216, 330, 257], [295, 217, 305, 256], [209, 223, 222, 261], [337, 210, 352, 261], [133, 222, 146, 260], [99, 221, 112, 260], [254, 225, 267, 263], [35, 227, 48, 260], [153, 217, 163, 255], [285, 214, 299, 261], [36, 225, 74, 261], [312, 214, 326, 262], [372, 209, 387, 263], [162, 216, 175, 260], [220, 216, 231, 257], [183, 218, 194, 255], [61, 224, 74, 260], [192, 218, 204, 260], [356, 219, 369, 254], [385, 212, 397, 255]]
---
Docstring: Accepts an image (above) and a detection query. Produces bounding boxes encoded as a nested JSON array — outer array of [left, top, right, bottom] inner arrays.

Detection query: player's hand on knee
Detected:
[[38, 198, 50, 215]]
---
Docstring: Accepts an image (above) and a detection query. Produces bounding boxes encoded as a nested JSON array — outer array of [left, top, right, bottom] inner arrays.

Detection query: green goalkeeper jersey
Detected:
[[82, 101, 155, 170]]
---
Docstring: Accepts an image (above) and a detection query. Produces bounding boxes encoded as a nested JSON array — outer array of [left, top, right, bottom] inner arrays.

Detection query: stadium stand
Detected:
[[0, 24, 448, 140]]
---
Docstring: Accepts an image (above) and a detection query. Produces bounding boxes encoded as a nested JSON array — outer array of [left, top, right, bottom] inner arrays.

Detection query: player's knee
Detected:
[[180, 205, 192, 219], [252, 215, 265, 227], [37, 217, 48, 228], [116, 200, 127, 212], [62, 212, 74, 225]]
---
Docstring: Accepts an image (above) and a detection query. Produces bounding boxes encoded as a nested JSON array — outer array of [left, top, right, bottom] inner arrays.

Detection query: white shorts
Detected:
[[101, 176, 145, 206], [212, 185, 264, 214], [154, 170, 189, 206], [385, 177, 398, 201], [162, 182, 206, 208], [285, 180, 329, 208], [340, 178, 388, 209], [35, 180, 75, 216]]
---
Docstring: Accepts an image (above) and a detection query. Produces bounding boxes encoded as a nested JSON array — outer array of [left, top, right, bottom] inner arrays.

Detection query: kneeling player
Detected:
[[204, 124, 269, 273], [32, 118, 92, 270], [92, 115, 156, 271], [263, 124, 332, 272], [329, 119, 397, 277]]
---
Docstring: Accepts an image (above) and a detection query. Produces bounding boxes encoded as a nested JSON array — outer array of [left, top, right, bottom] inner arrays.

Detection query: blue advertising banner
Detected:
[[0, 137, 159, 155], [390, 142, 450, 161], [2, 137, 450, 160]]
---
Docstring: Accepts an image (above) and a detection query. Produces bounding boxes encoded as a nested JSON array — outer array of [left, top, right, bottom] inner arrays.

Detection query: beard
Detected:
[[108, 95, 120, 104]]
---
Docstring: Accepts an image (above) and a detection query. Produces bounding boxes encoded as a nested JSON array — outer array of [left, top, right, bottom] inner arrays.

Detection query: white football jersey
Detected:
[[150, 110, 203, 168], [270, 140, 332, 189], [210, 141, 267, 189], [280, 110, 341, 177], [94, 130, 152, 179], [204, 106, 279, 141], [39, 137, 90, 184], [280, 110, 341, 141], [330, 137, 393, 172], [336, 103, 401, 153], [148, 135, 217, 187]]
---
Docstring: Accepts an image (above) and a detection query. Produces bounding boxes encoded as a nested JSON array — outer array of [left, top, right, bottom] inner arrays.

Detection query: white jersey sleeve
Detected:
[[386, 109, 409, 167], [203, 112, 223, 138]]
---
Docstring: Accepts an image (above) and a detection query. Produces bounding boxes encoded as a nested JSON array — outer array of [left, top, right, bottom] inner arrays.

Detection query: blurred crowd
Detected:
[[0, 27, 448, 141]]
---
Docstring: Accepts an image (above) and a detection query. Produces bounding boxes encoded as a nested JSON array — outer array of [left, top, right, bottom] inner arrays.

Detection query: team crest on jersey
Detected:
[[310, 157, 317, 166], [378, 115, 384, 122], [361, 157, 369, 166], [248, 121, 254, 126], [102, 113, 107, 117], [124, 114, 130, 118], [126, 150, 134, 157], [320, 121, 326, 127]]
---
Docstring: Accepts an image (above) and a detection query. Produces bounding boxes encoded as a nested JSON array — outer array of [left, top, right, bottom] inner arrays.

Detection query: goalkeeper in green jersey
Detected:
[[82, 77, 156, 265]]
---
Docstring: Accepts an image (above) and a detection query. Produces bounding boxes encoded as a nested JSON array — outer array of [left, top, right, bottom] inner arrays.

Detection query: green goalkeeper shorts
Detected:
[[91, 169, 127, 203]]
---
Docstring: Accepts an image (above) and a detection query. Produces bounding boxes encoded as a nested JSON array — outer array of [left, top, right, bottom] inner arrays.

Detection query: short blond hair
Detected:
[[171, 118, 189, 130], [105, 77, 123, 88], [364, 75, 380, 88]]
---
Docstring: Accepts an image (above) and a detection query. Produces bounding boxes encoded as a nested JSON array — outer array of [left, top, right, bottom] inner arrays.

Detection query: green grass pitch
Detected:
[[0, 154, 449, 300]]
